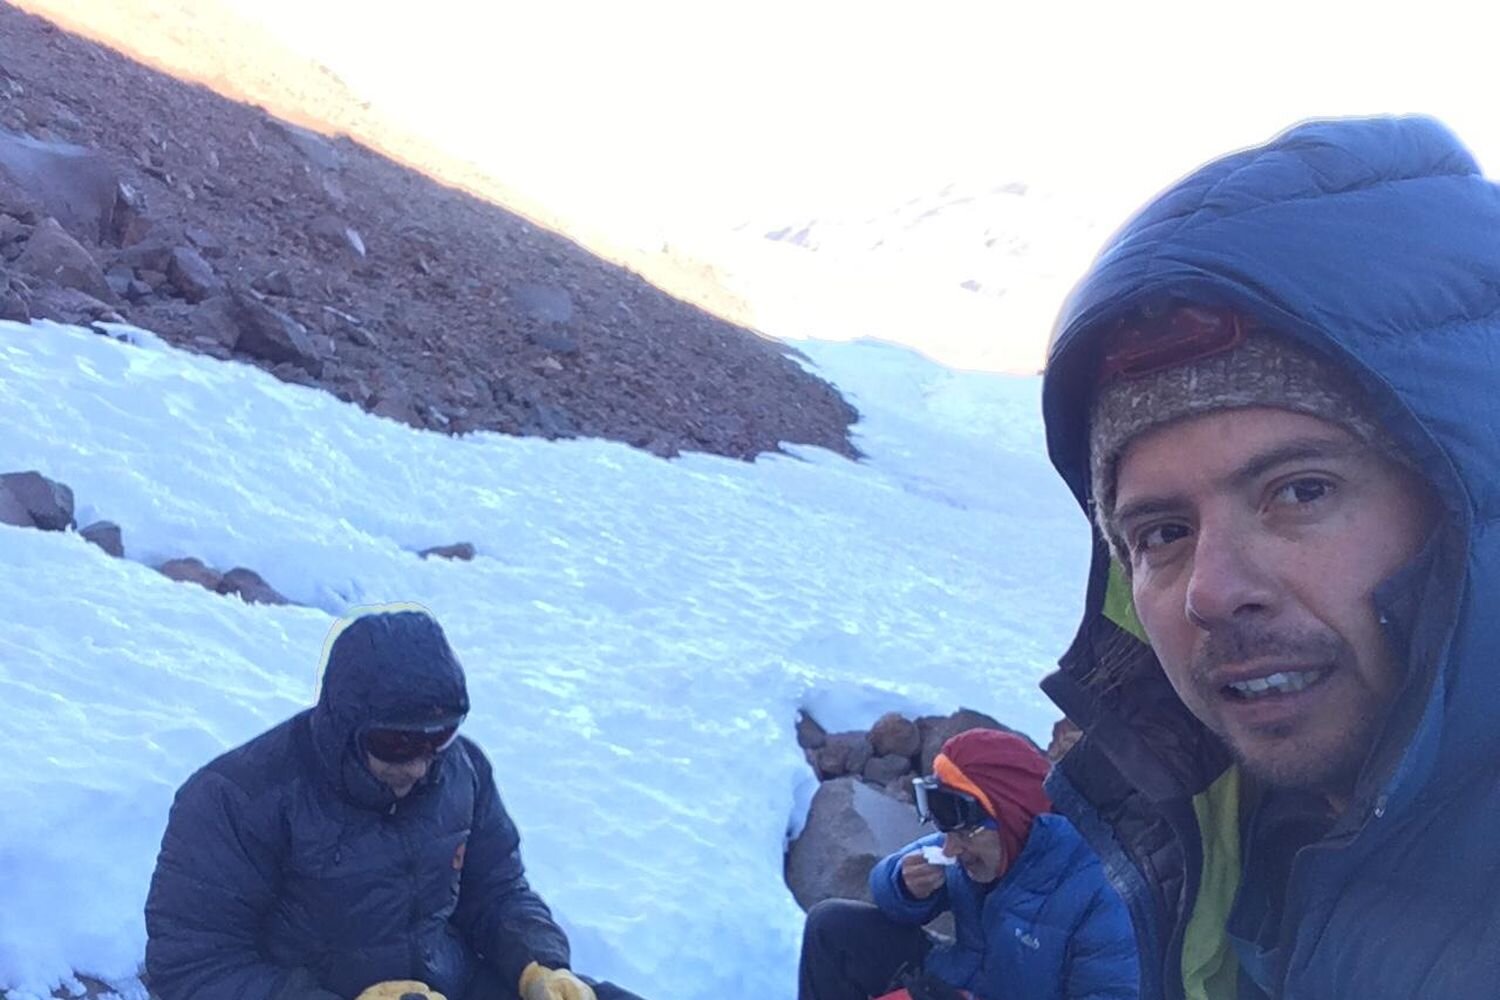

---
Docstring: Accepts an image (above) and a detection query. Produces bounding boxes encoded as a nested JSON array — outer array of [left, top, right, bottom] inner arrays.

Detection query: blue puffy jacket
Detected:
[[868, 814, 1139, 999], [1041, 116, 1500, 998], [145, 611, 570, 1000]]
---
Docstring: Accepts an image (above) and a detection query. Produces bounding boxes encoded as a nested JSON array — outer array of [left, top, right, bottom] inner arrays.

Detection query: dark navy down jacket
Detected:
[[1041, 116, 1500, 998], [145, 611, 569, 1000], [869, 815, 1138, 999]]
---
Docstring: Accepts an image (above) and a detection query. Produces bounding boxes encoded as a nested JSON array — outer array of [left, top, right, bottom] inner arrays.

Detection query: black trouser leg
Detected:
[[798, 898, 932, 1000]]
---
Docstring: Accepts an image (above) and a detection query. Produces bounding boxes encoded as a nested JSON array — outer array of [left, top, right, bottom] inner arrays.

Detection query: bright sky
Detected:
[[0, 318, 1086, 998], [224, 0, 1500, 232]]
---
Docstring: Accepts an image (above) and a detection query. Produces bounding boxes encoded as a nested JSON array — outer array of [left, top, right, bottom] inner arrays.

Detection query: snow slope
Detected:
[[0, 319, 1089, 998]]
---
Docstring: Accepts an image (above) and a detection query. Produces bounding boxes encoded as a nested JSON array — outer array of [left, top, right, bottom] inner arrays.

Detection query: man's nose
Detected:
[[1184, 522, 1276, 630], [941, 835, 963, 857]]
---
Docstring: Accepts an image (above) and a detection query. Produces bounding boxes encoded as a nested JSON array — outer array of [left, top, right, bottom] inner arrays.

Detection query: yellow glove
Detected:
[[354, 981, 448, 1000], [519, 961, 597, 1000]]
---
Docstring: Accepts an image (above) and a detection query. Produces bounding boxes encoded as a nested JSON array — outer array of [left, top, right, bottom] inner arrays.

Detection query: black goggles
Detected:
[[360, 718, 463, 764], [912, 776, 990, 833]]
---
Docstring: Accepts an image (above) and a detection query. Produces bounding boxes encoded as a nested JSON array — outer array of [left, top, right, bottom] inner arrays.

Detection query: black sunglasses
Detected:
[[361, 718, 463, 764], [912, 777, 990, 833]]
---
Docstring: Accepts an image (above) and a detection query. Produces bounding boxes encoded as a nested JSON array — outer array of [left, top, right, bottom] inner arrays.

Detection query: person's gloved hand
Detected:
[[519, 961, 597, 1000], [354, 981, 448, 1000]]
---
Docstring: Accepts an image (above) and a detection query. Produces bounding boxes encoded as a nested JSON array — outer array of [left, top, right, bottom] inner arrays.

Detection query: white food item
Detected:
[[921, 845, 956, 866]]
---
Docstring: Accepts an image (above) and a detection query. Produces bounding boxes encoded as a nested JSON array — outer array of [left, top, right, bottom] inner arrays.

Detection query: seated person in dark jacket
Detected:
[[145, 606, 643, 1000], [799, 729, 1137, 1000]]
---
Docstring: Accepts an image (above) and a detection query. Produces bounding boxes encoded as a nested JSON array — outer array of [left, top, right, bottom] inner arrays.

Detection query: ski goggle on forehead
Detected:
[[912, 776, 991, 833], [1097, 304, 1255, 385], [361, 717, 464, 764]]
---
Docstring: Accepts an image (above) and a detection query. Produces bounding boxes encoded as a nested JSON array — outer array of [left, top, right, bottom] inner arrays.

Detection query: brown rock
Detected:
[[418, 542, 476, 561], [0, 470, 74, 530], [1047, 718, 1083, 762], [815, 731, 872, 780], [217, 567, 289, 605], [795, 710, 827, 750], [869, 712, 921, 759], [157, 557, 222, 592], [916, 709, 1036, 774], [13, 217, 114, 302], [79, 520, 123, 557]]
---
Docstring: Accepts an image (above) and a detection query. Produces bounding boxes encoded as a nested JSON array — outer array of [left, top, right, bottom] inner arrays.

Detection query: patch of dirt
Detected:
[[0, 1, 859, 459]]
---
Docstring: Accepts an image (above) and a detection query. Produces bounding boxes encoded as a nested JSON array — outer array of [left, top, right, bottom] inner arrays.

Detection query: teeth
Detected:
[[1227, 670, 1322, 698]]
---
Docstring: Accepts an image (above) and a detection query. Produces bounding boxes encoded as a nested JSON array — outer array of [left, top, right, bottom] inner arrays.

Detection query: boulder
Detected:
[[418, 542, 476, 561], [870, 712, 921, 759], [0, 470, 74, 530], [0, 486, 33, 527], [863, 753, 913, 786], [795, 710, 827, 750], [166, 245, 224, 302], [217, 567, 289, 605], [79, 520, 123, 557], [0, 130, 122, 242], [785, 777, 929, 911], [157, 557, 222, 592], [226, 289, 323, 375], [814, 731, 872, 780], [1047, 718, 1083, 762], [13, 217, 114, 302], [915, 708, 1035, 774], [509, 282, 574, 325], [269, 120, 342, 172], [26, 285, 121, 325]]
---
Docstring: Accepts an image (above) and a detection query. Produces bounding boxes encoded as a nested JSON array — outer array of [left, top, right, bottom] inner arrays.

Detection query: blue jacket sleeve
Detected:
[[869, 834, 949, 925], [1062, 879, 1141, 1000], [451, 743, 571, 990], [145, 770, 325, 1000]]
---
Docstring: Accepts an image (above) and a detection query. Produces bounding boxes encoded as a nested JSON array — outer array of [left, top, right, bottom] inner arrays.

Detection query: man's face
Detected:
[[1111, 408, 1434, 807], [364, 751, 434, 799], [941, 826, 1006, 882]]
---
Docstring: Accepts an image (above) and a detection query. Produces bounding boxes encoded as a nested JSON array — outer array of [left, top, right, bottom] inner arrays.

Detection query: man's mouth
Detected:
[[1222, 666, 1331, 700]]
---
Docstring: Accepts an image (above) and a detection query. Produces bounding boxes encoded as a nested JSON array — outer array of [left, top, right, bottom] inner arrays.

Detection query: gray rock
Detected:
[[216, 567, 289, 605], [269, 120, 342, 172], [157, 557, 222, 592], [227, 289, 323, 376], [0, 486, 33, 527], [0, 470, 74, 530], [13, 217, 113, 302], [0, 286, 28, 322], [863, 753, 914, 785], [0, 130, 122, 242], [418, 542, 476, 561], [785, 777, 929, 911], [183, 226, 226, 259], [252, 269, 297, 298], [167, 245, 224, 302], [79, 520, 123, 557], [510, 283, 574, 325], [309, 214, 365, 257], [870, 712, 921, 759]]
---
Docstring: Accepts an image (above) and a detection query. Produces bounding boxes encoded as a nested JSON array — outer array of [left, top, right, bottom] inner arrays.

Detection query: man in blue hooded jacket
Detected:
[[1039, 115, 1500, 999], [145, 606, 642, 1000]]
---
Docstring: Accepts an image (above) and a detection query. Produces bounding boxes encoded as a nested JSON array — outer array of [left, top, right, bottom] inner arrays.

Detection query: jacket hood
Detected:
[[310, 608, 470, 805], [1041, 115, 1500, 817]]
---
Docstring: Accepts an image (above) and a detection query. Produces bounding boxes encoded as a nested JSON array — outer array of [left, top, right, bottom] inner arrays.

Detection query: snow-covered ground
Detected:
[[0, 318, 1090, 999]]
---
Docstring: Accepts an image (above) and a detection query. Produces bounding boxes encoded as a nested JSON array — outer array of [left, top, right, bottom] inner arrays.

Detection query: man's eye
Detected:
[[1271, 478, 1334, 506], [1133, 522, 1190, 553]]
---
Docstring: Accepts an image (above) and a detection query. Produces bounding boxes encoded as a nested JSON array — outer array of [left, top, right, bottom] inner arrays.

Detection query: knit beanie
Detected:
[[1089, 309, 1389, 561], [932, 729, 1051, 869]]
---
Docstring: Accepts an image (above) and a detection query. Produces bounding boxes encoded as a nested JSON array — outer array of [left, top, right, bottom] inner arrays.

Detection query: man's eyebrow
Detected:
[[1111, 436, 1365, 529], [1224, 436, 1365, 491]]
